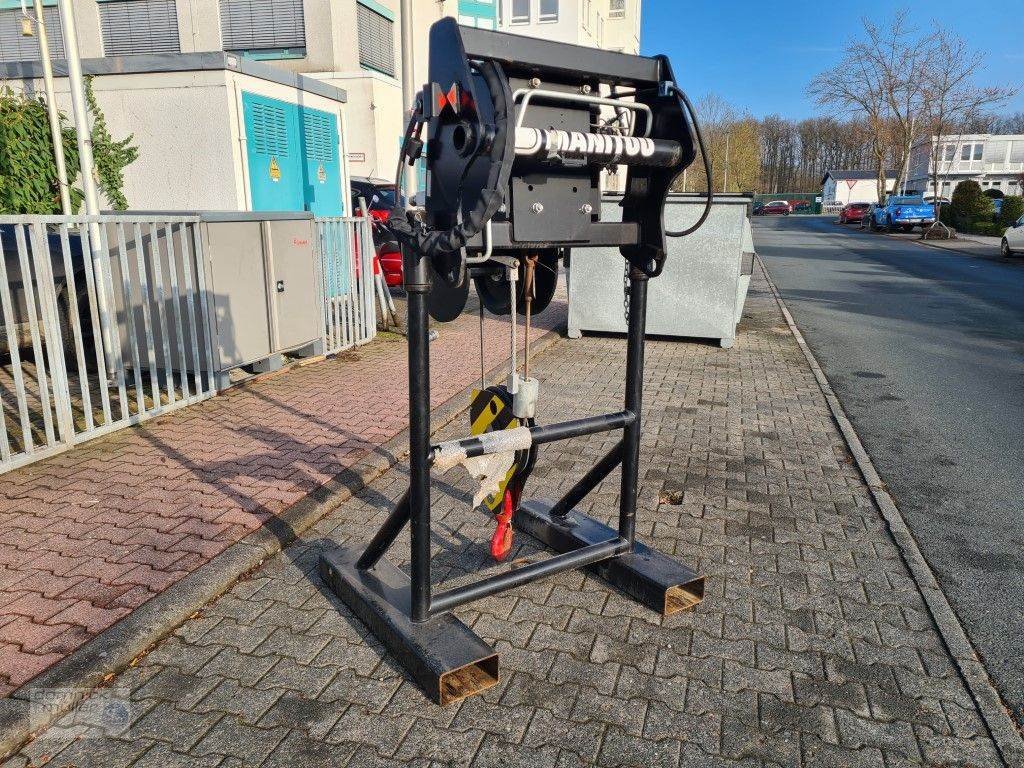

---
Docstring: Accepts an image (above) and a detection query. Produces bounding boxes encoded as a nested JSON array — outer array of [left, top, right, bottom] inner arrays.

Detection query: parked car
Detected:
[[351, 177, 406, 287], [760, 200, 792, 216], [858, 204, 877, 229], [868, 195, 936, 232], [1, 224, 89, 356], [1002, 214, 1024, 257], [350, 176, 404, 223], [752, 201, 765, 216], [838, 202, 871, 224]]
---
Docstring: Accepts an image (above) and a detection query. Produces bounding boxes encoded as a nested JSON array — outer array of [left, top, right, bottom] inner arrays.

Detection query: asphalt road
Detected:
[[755, 215, 1024, 726]]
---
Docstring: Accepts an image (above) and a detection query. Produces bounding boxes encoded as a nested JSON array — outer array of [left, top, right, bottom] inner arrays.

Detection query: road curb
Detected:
[[0, 324, 566, 761], [758, 256, 1024, 768], [876, 228, 1007, 260]]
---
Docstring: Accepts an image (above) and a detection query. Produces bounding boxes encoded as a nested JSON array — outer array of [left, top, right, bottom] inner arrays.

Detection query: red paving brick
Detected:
[[0, 297, 566, 697]]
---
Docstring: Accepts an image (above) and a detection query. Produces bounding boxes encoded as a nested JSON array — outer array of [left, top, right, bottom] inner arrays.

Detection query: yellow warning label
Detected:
[[269, 156, 281, 182], [470, 388, 521, 512]]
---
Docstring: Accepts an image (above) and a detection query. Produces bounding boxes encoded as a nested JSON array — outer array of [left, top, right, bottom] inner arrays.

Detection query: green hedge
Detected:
[[966, 222, 1004, 237], [0, 80, 137, 214], [999, 195, 1024, 228]]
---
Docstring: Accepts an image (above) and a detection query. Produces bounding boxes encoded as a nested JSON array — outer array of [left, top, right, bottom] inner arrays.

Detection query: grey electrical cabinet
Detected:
[[197, 212, 323, 385], [567, 195, 755, 348]]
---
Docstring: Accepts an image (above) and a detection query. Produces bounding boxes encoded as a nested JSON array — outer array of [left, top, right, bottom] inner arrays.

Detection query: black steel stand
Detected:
[[319, 249, 704, 705]]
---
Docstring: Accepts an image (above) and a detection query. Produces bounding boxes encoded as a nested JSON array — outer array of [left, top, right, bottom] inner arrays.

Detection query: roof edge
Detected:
[[0, 51, 347, 103]]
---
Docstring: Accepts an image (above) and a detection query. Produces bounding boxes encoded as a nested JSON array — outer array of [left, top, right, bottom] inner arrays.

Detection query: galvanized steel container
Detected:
[[567, 194, 754, 348]]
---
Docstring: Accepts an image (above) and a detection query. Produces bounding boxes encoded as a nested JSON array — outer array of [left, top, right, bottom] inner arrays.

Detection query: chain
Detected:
[[622, 262, 630, 325]]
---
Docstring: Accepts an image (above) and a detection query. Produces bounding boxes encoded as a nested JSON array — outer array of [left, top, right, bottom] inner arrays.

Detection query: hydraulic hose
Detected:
[[665, 86, 713, 238]]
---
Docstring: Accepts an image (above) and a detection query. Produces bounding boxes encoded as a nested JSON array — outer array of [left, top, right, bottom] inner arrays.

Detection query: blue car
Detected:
[[868, 195, 936, 232]]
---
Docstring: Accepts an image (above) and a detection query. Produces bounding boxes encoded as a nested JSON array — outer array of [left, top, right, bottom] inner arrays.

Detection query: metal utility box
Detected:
[[567, 195, 755, 348], [197, 212, 323, 384]]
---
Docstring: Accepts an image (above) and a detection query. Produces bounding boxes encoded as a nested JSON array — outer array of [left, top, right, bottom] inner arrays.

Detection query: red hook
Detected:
[[490, 490, 514, 562]]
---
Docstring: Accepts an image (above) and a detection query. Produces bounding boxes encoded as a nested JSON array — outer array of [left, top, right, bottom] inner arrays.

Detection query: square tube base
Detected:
[[318, 548, 499, 705], [515, 500, 705, 615]]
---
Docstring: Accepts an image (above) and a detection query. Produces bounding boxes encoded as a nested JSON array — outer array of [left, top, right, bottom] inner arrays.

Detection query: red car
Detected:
[[761, 200, 792, 216], [376, 241, 403, 288], [838, 202, 870, 224]]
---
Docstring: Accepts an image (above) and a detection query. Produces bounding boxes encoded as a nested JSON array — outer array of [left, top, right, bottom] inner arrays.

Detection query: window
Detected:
[[1010, 141, 1024, 164], [357, 2, 395, 77], [219, 0, 305, 52], [973, 143, 983, 161], [609, 0, 625, 18], [511, 0, 529, 24], [960, 143, 971, 161], [942, 144, 955, 161], [539, 0, 557, 22], [0, 6, 64, 63], [101, 0, 180, 56]]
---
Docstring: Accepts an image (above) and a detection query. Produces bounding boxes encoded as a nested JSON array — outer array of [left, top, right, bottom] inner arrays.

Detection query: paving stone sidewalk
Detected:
[[0, 295, 564, 698], [4, 265, 1012, 767]]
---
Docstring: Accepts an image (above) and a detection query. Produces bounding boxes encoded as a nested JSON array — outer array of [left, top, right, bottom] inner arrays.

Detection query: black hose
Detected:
[[665, 86, 713, 238]]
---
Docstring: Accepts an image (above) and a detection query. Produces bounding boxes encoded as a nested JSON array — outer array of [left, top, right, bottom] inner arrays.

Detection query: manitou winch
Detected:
[[319, 19, 712, 705]]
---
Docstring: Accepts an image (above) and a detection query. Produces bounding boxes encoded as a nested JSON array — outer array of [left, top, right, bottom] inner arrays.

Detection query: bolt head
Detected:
[[579, 203, 593, 214], [530, 77, 542, 88], [531, 202, 544, 214]]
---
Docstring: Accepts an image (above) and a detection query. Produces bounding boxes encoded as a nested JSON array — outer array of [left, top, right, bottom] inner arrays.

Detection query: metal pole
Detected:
[[722, 133, 729, 194], [618, 268, 648, 551], [33, 0, 71, 214], [56, 0, 100, 218], [404, 244, 431, 622], [399, 0, 416, 200], [57, 0, 116, 378]]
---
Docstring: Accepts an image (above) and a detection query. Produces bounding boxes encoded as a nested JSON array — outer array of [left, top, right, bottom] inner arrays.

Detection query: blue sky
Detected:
[[640, 1, 1024, 120]]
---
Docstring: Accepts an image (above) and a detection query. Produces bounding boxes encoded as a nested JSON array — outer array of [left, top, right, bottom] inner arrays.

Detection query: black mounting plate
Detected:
[[319, 548, 499, 705]]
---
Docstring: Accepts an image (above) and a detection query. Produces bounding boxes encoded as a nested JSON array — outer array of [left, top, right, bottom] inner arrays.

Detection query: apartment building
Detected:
[[0, 0, 642, 209], [907, 134, 1024, 199]]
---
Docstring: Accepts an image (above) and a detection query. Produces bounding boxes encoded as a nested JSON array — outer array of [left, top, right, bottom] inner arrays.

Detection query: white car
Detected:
[[1002, 215, 1024, 257]]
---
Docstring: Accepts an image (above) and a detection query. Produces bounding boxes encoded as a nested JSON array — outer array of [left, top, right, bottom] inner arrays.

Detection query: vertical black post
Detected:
[[405, 245, 432, 622], [619, 267, 648, 551]]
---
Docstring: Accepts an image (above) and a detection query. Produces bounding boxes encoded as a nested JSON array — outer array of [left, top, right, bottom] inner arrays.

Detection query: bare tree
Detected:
[[919, 28, 1017, 235], [809, 19, 902, 202]]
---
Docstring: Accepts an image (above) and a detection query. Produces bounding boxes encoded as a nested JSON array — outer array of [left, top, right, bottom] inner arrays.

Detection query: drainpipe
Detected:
[[33, 0, 72, 215]]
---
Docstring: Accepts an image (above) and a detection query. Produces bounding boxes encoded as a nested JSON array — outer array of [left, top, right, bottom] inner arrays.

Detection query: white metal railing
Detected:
[[0, 215, 215, 474], [821, 202, 845, 216], [316, 215, 377, 355]]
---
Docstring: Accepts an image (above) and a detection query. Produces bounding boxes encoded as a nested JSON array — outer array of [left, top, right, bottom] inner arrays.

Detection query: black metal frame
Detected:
[[318, 19, 704, 706], [318, 247, 704, 704]]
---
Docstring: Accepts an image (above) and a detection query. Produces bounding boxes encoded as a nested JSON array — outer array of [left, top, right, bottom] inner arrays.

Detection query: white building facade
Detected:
[[907, 134, 1024, 199], [0, 0, 642, 209]]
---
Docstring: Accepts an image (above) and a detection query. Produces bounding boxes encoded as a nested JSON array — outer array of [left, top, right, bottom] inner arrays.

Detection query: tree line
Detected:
[[676, 12, 1020, 199]]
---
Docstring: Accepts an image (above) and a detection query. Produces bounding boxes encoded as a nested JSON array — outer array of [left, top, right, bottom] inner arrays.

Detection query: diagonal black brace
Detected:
[[356, 489, 410, 571], [550, 440, 624, 520]]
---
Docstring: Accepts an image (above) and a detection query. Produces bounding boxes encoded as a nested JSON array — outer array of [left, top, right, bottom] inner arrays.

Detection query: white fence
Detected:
[[0, 213, 384, 475], [316, 216, 377, 355], [821, 202, 845, 216], [0, 215, 215, 474]]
